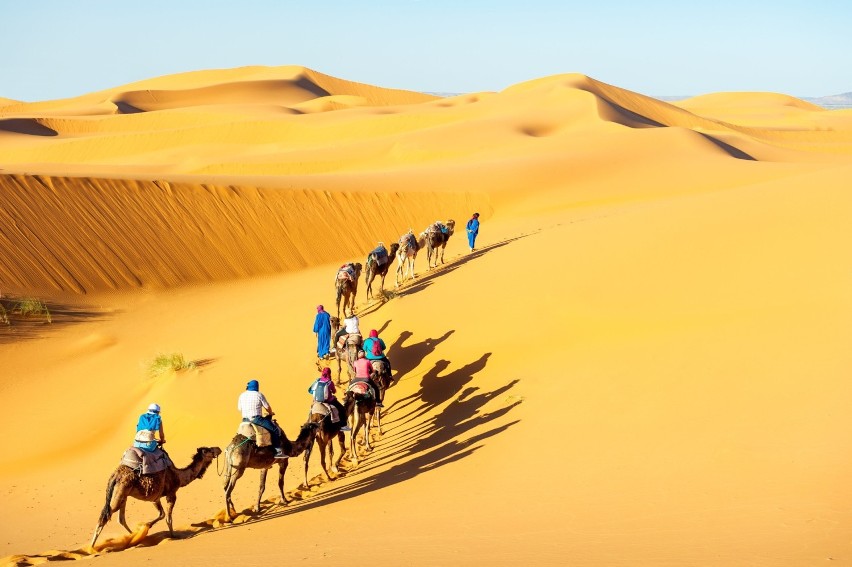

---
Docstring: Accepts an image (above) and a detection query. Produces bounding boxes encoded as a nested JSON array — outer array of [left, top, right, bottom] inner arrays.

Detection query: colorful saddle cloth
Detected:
[[120, 447, 172, 475]]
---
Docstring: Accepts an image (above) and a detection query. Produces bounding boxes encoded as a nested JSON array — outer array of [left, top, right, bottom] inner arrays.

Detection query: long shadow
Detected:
[[0, 297, 111, 344], [203, 352, 521, 532], [395, 234, 529, 299], [698, 132, 757, 161], [387, 329, 454, 383]]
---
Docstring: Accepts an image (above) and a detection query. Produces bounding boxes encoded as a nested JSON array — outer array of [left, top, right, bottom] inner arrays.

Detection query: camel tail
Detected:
[[99, 473, 118, 525]]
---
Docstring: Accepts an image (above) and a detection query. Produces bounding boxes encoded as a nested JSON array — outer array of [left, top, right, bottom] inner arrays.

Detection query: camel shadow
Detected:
[[387, 329, 454, 383], [219, 352, 521, 526]]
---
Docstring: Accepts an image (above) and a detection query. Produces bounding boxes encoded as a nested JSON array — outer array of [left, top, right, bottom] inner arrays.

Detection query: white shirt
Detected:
[[238, 390, 271, 419], [344, 315, 360, 334]]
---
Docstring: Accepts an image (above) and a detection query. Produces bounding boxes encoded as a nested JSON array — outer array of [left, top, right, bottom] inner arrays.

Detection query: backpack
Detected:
[[312, 380, 328, 402], [370, 338, 383, 357]]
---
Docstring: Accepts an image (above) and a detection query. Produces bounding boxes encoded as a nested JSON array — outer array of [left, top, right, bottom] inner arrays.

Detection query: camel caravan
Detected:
[[91, 219, 458, 547]]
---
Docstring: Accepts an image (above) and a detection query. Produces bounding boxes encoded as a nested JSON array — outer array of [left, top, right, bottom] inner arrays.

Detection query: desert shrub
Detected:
[[12, 298, 52, 323], [148, 353, 195, 378]]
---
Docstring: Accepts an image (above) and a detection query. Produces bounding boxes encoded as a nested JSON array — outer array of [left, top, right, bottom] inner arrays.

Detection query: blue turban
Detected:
[[246, 380, 259, 391]]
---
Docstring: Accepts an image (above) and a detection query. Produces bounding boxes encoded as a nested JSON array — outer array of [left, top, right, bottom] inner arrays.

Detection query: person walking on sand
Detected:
[[313, 304, 332, 359], [238, 379, 286, 458], [134, 403, 166, 452], [466, 212, 480, 252]]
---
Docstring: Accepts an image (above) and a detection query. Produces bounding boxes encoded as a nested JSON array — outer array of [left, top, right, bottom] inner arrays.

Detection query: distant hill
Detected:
[[655, 92, 852, 110], [802, 92, 852, 109]]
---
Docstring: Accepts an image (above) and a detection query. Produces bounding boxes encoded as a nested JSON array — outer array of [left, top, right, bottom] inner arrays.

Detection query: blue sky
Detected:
[[2, 0, 850, 102]]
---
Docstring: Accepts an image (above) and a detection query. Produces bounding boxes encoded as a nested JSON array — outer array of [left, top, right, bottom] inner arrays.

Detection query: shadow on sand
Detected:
[[201, 351, 521, 533], [0, 297, 112, 345]]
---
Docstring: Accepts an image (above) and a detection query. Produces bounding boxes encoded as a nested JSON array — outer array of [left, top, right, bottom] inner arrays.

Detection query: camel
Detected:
[[364, 242, 401, 300], [343, 383, 376, 466], [335, 262, 363, 318], [91, 446, 222, 547], [336, 331, 362, 383], [394, 230, 421, 287], [423, 220, 456, 268], [369, 359, 392, 435], [222, 421, 318, 520], [303, 406, 348, 486]]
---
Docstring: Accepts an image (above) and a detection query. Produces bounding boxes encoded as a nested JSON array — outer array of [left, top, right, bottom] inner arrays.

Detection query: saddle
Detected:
[[120, 446, 172, 475], [336, 332, 362, 351], [310, 401, 341, 423], [370, 359, 387, 374], [426, 222, 445, 235], [399, 232, 416, 250], [237, 421, 273, 447], [348, 380, 376, 400], [337, 265, 356, 282], [371, 244, 389, 267]]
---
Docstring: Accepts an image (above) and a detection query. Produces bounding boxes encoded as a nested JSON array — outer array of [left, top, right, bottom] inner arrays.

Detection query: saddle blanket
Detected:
[[371, 246, 388, 266], [237, 421, 273, 447], [348, 381, 372, 397], [121, 447, 171, 475], [337, 265, 356, 281], [311, 401, 340, 423], [337, 333, 362, 350]]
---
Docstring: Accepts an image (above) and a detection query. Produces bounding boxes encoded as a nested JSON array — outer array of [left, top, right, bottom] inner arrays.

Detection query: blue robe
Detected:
[[313, 311, 332, 357], [466, 218, 480, 249]]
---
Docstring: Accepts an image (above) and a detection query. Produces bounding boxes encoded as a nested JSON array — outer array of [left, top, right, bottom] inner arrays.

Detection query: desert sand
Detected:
[[1, 65, 852, 566]]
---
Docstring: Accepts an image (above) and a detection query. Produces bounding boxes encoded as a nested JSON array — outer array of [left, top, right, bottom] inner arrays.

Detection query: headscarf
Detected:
[[247, 380, 259, 391], [316, 305, 324, 313], [320, 367, 332, 381], [369, 329, 379, 338]]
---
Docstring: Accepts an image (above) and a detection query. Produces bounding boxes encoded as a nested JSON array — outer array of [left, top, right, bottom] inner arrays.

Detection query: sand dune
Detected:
[[2, 66, 852, 566]]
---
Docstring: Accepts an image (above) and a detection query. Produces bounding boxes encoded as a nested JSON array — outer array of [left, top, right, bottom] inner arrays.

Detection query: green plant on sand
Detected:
[[148, 353, 196, 378]]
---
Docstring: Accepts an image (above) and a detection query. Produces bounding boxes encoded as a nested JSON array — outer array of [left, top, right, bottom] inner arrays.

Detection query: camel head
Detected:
[[353, 262, 363, 277], [199, 446, 222, 461], [445, 219, 455, 234], [389, 242, 400, 256]]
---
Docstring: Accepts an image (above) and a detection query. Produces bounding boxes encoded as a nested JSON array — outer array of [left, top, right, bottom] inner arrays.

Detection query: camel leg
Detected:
[[395, 258, 403, 287], [318, 438, 332, 480], [255, 468, 268, 512], [303, 436, 317, 488], [375, 404, 382, 435], [147, 499, 166, 529], [119, 499, 132, 534], [223, 465, 245, 519], [350, 404, 360, 465], [165, 494, 176, 536], [334, 431, 346, 471], [365, 410, 374, 451], [277, 460, 289, 505]]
